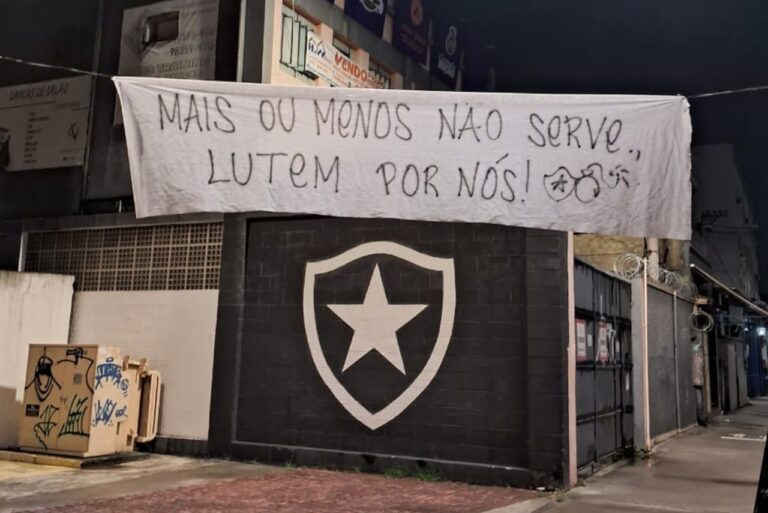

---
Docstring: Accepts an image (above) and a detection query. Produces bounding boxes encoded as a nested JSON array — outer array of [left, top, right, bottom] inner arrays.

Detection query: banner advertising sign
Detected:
[[118, 0, 218, 80], [430, 21, 460, 89], [393, 0, 428, 66], [305, 33, 387, 89], [113, 76, 692, 239], [0, 76, 92, 171], [344, 0, 388, 37]]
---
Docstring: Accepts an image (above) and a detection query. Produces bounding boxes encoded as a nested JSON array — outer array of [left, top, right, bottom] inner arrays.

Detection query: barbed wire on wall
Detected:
[[612, 253, 698, 298]]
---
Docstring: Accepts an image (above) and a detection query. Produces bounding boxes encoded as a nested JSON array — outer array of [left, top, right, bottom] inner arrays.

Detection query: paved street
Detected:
[[0, 455, 535, 513], [2, 399, 766, 513]]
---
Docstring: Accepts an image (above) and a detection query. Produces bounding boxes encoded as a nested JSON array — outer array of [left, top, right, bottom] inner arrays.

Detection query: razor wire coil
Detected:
[[612, 253, 698, 299]]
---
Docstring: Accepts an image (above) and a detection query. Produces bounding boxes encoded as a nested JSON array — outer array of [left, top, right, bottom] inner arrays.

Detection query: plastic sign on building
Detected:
[[0, 76, 92, 171], [305, 33, 388, 89], [430, 21, 460, 89], [117, 0, 218, 80], [344, 0, 388, 37], [393, 0, 429, 66]]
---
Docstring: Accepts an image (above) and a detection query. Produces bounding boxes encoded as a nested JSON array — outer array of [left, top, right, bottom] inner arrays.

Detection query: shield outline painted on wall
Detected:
[[303, 241, 456, 430]]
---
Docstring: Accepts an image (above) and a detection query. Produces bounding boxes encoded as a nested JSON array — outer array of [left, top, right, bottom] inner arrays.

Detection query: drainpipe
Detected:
[[673, 292, 681, 432]]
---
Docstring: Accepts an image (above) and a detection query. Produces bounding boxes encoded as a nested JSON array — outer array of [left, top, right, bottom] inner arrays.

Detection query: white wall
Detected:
[[0, 272, 74, 448], [69, 290, 219, 440]]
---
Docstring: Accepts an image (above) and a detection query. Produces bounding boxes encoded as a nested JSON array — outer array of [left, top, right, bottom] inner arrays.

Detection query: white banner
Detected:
[[114, 77, 692, 239]]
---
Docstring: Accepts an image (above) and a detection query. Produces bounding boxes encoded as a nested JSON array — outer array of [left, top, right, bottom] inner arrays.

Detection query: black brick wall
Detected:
[[209, 216, 570, 487]]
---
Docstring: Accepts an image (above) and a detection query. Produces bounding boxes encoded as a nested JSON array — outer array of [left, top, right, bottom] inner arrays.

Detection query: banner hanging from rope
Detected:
[[114, 76, 692, 239]]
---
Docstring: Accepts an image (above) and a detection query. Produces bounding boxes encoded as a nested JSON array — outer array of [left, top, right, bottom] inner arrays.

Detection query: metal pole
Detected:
[[702, 330, 712, 419], [642, 258, 652, 449], [673, 292, 681, 432]]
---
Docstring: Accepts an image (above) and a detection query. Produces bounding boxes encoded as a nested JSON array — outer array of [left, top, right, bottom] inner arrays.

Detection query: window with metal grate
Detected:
[[24, 223, 223, 292]]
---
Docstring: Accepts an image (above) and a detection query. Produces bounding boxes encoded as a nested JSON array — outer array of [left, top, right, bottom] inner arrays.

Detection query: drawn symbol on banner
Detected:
[[601, 164, 631, 190], [360, 0, 384, 14], [544, 165, 602, 204], [544, 166, 575, 202], [303, 241, 456, 430], [445, 26, 458, 56], [410, 0, 424, 25], [68, 123, 80, 141], [574, 164, 601, 203]]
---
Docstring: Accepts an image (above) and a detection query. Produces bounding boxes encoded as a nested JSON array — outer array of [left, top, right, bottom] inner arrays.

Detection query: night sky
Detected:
[[1, 0, 767, 293], [428, 0, 768, 296]]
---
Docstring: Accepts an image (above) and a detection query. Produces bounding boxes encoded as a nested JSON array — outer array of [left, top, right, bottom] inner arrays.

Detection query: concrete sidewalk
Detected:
[[541, 398, 768, 513], [2, 400, 767, 513]]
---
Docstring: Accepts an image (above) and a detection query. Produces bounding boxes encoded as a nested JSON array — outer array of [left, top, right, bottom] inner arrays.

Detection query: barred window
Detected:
[[24, 223, 223, 292], [280, 5, 313, 77]]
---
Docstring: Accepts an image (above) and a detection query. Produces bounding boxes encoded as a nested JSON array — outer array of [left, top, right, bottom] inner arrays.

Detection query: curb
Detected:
[[0, 449, 149, 469]]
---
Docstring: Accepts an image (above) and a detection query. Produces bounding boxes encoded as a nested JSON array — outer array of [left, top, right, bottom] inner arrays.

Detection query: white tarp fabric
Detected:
[[114, 76, 692, 239]]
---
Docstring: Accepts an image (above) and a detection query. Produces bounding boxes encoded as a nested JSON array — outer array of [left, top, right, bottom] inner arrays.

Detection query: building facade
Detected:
[[0, 0, 582, 488]]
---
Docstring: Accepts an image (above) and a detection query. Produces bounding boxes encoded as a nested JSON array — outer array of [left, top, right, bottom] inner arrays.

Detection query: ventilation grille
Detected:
[[24, 223, 223, 291]]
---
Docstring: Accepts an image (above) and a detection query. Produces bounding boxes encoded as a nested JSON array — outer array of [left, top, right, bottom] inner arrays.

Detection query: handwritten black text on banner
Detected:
[[113, 77, 692, 239]]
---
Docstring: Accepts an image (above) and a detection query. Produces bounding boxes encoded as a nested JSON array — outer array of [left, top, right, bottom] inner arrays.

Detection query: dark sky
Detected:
[[428, 0, 768, 296], [1, 0, 767, 293]]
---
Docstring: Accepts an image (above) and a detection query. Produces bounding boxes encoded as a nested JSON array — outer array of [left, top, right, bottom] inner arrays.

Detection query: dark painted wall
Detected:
[[86, 0, 241, 201], [0, 0, 241, 215], [209, 216, 571, 487], [573, 261, 632, 469], [0, 0, 99, 220]]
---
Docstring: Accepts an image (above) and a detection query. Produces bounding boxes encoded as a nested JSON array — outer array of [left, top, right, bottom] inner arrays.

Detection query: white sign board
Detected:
[[118, 0, 218, 80], [305, 32, 387, 89], [0, 76, 92, 171], [114, 77, 692, 239]]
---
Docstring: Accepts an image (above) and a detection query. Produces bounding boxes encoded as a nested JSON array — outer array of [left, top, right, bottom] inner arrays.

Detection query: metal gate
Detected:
[[574, 261, 633, 472]]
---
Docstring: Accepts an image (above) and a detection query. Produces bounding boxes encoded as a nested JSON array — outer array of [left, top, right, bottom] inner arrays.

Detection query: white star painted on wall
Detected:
[[328, 265, 427, 375]]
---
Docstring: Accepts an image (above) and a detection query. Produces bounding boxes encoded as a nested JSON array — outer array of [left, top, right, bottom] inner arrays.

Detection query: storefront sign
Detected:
[[344, 0, 388, 37], [597, 321, 610, 363], [118, 0, 218, 80], [576, 319, 588, 362], [113, 76, 692, 239], [430, 21, 460, 89], [393, 0, 428, 66], [0, 76, 92, 171], [305, 33, 387, 89]]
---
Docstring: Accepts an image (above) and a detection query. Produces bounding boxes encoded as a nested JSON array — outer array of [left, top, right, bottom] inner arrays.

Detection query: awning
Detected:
[[690, 263, 768, 318]]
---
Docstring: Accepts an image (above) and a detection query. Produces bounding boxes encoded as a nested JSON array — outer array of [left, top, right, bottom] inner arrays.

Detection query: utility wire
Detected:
[[689, 84, 768, 99], [4, 53, 768, 99], [0, 54, 113, 79]]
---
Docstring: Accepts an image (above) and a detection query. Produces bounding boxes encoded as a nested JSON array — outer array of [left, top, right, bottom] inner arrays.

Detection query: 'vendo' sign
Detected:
[[114, 77, 692, 239]]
